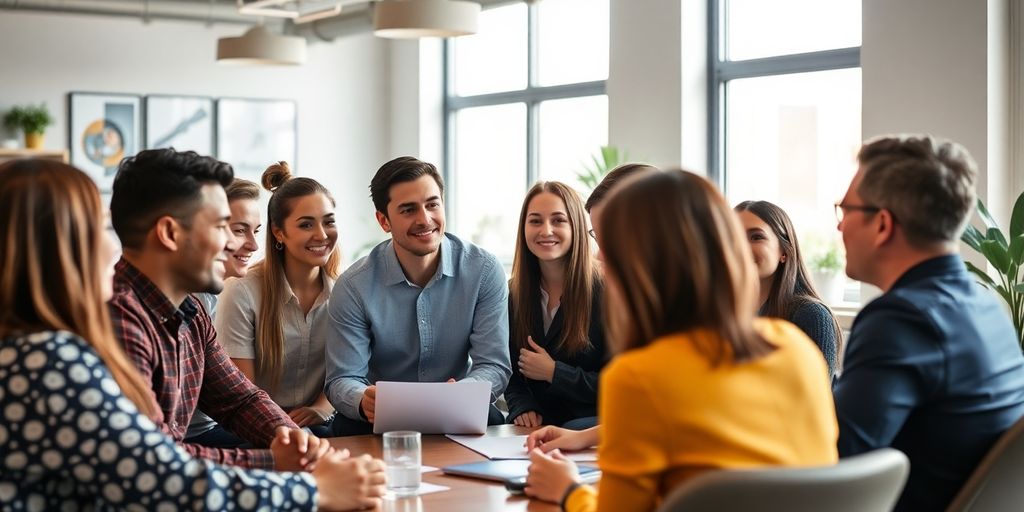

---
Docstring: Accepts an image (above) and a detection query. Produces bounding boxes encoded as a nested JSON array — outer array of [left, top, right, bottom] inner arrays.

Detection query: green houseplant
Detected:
[[576, 146, 628, 191], [3, 103, 54, 149], [806, 237, 846, 305], [961, 193, 1024, 350]]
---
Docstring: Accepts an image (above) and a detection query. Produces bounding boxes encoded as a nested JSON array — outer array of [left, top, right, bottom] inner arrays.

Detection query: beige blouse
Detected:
[[215, 269, 334, 411]]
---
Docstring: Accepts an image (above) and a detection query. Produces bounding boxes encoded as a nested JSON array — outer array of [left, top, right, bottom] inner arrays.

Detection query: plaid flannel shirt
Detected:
[[108, 258, 298, 469]]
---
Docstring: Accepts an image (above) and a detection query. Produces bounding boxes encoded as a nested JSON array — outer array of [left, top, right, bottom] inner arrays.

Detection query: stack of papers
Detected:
[[446, 434, 598, 462]]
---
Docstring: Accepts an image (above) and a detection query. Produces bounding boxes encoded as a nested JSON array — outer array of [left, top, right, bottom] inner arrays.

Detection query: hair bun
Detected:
[[262, 161, 293, 192]]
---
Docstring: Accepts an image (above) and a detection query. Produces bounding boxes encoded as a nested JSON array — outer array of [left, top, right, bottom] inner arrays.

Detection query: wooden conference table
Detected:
[[327, 425, 564, 512]]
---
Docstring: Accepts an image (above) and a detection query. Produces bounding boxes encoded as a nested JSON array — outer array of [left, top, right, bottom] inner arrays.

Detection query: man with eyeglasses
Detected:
[[832, 135, 1024, 511]]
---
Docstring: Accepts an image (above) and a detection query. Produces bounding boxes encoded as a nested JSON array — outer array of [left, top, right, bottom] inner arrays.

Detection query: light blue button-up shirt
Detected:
[[325, 233, 512, 421]]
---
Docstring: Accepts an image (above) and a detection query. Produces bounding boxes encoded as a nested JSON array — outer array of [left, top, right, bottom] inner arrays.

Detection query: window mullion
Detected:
[[526, 1, 539, 187], [442, 39, 456, 224], [707, 0, 723, 185], [527, 100, 539, 186], [527, 1, 539, 89]]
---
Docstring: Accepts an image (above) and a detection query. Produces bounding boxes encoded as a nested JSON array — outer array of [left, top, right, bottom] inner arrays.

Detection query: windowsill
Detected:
[[830, 303, 861, 331]]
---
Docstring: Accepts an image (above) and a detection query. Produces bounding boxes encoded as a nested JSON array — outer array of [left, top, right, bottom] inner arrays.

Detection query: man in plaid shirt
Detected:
[[108, 148, 329, 471]]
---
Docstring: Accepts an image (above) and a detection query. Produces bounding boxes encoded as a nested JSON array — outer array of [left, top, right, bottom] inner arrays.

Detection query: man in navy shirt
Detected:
[[833, 135, 1024, 511]]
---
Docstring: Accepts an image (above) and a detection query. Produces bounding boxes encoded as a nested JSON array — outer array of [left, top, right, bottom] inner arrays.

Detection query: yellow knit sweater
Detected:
[[565, 318, 839, 512]]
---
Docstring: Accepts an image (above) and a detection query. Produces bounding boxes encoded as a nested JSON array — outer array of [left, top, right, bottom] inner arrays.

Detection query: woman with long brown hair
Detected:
[[506, 181, 607, 430], [0, 159, 385, 510], [524, 170, 838, 510], [217, 161, 340, 436], [735, 200, 843, 377]]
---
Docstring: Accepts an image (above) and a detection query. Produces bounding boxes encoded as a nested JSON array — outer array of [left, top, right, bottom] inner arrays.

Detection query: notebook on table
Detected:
[[373, 380, 491, 434], [442, 459, 601, 483]]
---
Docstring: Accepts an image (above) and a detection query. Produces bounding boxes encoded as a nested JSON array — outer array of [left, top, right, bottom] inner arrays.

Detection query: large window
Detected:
[[445, 0, 609, 264], [710, 0, 861, 304]]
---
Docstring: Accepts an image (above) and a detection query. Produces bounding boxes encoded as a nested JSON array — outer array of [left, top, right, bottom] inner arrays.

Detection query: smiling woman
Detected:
[[214, 161, 340, 436], [505, 181, 607, 431], [224, 179, 262, 279], [734, 200, 843, 378]]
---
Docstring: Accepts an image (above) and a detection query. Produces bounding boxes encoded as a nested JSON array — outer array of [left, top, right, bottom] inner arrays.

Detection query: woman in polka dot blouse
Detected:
[[0, 160, 386, 511]]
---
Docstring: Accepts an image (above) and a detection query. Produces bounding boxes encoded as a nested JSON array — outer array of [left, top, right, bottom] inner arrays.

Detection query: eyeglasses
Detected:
[[588, 229, 597, 241], [834, 202, 881, 223]]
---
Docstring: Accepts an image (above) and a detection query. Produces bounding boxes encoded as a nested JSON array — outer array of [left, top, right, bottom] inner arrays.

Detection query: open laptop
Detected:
[[373, 380, 491, 434]]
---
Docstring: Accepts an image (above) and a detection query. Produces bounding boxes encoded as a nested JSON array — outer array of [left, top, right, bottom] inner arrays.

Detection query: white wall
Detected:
[[861, 0, 1023, 232], [0, 10, 392, 260], [859, 0, 1017, 298], [605, 0, 707, 173]]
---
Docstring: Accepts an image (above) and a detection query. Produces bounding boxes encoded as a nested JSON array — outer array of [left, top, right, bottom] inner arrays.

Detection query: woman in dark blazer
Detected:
[[505, 181, 608, 430]]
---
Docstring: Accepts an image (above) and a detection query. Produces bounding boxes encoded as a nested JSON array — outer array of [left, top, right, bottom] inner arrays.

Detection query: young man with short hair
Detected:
[[108, 148, 326, 471], [325, 156, 511, 435]]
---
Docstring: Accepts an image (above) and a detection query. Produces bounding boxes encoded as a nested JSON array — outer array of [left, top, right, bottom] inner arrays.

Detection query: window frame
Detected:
[[443, 1, 608, 229], [706, 0, 861, 186]]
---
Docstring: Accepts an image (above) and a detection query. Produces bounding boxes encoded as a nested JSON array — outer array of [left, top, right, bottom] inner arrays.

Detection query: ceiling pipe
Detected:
[[0, 0, 516, 41], [0, 0, 256, 25]]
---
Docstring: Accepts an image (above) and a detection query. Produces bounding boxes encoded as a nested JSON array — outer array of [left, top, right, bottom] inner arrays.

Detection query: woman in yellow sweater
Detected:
[[524, 169, 839, 512]]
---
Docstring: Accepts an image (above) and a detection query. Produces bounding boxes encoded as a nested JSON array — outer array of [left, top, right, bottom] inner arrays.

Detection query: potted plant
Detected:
[[807, 238, 846, 305], [3, 103, 54, 149], [961, 193, 1024, 350], [576, 145, 629, 191]]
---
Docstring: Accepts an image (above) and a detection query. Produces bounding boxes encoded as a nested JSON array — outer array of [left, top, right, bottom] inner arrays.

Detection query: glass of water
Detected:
[[383, 431, 421, 496]]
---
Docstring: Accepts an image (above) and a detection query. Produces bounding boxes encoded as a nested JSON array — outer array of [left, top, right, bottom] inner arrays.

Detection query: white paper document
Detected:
[[384, 481, 450, 499], [374, 381, 491, 434], [446, 434, 598, 462]]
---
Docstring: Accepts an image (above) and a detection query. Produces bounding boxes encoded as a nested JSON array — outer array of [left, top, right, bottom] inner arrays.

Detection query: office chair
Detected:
[[657, 448, 909, 512], [946, 414, 1024, 512]]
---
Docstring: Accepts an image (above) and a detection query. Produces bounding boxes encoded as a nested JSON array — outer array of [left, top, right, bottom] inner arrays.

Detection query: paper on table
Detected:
[[446, 434, 598, 462], [385, 481, 450, 498]]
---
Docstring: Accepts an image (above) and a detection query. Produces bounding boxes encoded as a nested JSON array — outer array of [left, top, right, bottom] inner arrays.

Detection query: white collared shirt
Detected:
[[539, 287, 561, 336], [216, 268, 334, 410]]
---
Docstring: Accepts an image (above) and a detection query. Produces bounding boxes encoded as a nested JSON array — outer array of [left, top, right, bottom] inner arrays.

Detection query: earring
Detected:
[[275, 241, 284, 250]]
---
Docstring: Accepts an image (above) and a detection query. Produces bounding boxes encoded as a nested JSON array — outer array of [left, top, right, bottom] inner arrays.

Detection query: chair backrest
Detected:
[[946, 414, 1024, 512], [657, 448, 910, 512]]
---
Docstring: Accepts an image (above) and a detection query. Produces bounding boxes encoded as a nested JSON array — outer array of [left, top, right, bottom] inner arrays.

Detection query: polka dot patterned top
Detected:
[[0, 330, 319, 511]]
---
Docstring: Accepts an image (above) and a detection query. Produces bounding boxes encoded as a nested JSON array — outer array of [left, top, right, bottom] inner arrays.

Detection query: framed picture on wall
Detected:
[[68, 92, 142, 192], [145, 95, 215, 154], [216, 98, 297, 182]]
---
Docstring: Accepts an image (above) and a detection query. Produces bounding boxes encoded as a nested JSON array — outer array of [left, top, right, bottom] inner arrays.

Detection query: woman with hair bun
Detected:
[[216, 162, 341, 436]]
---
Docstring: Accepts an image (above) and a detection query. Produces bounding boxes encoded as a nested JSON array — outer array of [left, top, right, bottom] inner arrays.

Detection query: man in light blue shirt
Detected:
[[325, 156, 511, 435]]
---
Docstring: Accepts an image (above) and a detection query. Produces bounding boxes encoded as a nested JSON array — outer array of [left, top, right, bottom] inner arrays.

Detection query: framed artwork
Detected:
[[216, 98, 297, 182], [68, 92, 142, 192], [145, 95, 214, 154]]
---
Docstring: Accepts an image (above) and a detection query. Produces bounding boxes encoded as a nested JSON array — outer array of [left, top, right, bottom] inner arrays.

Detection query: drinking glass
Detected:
[[383, 431, 421, 496]]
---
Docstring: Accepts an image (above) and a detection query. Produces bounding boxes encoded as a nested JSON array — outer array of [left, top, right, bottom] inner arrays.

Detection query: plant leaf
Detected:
[[1012, 235, 1024, 265], [600, 146, 615, 166], [981, 239, 1011, 273], [1014, 283, 1024, 293], [965, 261, 999, 289], [978, 198, 1003, 232], [987, 227, 1009, 251], [962, 224, 986, 252], [1011, 192, 1024, 238], [576, 145, 628, 190]]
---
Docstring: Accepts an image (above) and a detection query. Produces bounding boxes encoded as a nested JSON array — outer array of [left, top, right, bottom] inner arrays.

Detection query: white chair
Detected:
[[657, 448, 910, 512], [946, 414, 1024, 512]]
